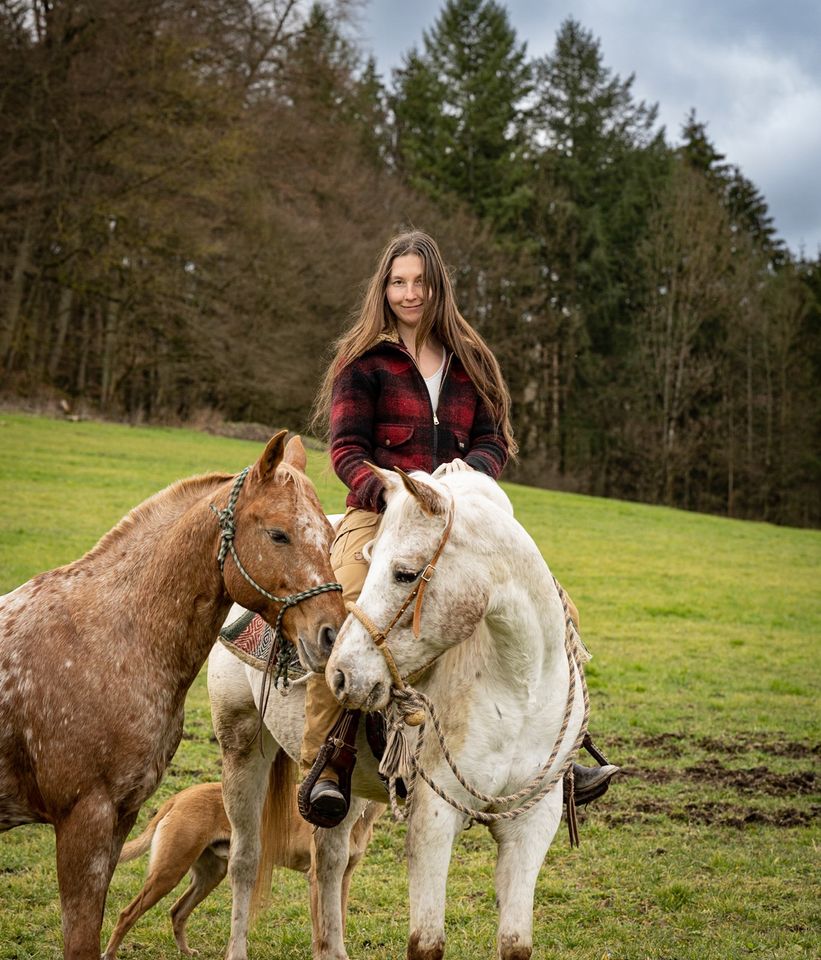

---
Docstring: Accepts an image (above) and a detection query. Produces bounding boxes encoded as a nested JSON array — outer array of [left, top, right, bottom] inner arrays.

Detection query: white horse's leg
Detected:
[[208, 643, 275, 960], [222, 727, 276, 960], [406, 789, 464, 960], [489, 791, 563, 960], [310, 796, 368, 960]]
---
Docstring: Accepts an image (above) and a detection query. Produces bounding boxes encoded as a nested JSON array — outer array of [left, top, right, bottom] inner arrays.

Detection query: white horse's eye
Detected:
[[394, 568, 420, 584]]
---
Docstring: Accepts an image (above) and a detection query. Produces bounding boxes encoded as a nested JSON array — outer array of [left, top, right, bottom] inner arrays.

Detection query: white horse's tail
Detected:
[[250, 748, 299, 920]]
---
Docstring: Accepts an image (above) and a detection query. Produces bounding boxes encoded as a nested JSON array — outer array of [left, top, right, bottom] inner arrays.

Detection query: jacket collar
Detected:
[[374, 327, 401, 346]]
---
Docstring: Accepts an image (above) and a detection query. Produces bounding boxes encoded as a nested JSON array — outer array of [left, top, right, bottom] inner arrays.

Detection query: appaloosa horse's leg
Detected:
[[405, 790, 464, 960], [310, 796, 370, 960], [54, 792, 137, 960], [489, 793, 563, 960], [221, 727, 276, 960]]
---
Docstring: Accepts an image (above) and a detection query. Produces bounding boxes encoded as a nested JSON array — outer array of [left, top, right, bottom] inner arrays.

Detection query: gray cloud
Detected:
[[363, 0, 821, 256]]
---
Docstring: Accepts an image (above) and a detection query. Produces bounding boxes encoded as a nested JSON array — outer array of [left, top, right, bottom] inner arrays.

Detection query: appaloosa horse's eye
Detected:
[[394, 568, 420, 584], [267, 529, 291, 545]]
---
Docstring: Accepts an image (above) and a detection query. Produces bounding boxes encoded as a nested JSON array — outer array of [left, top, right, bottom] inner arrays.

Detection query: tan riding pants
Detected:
[[299, 508, 382, 778]]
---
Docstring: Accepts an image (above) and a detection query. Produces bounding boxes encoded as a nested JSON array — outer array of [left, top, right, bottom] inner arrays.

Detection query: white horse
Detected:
[[208, 465, 588, 960]]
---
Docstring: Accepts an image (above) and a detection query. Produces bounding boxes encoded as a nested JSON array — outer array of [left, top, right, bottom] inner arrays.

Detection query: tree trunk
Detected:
[[1, 218, 34, 367], [48, 286, 74, 380], [100, 298, 120, 411]]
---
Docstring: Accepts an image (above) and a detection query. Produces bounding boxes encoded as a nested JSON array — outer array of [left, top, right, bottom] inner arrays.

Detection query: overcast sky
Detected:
[[357, 0, 821, 257]]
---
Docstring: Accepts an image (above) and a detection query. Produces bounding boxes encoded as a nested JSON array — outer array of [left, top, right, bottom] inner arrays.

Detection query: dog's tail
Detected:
[[251, 748, 298, 919], [118, 796, 175, 864]]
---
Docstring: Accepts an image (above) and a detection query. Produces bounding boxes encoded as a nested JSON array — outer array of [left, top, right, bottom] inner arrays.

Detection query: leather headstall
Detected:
[[345, 505, 455, 691]]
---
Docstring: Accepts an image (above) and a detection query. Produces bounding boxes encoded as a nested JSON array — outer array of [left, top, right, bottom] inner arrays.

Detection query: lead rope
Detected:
[[373, 582, 590, 828]]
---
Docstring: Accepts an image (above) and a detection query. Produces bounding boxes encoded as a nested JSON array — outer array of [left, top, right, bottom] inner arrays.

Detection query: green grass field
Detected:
[[0, 412, 818, 960]]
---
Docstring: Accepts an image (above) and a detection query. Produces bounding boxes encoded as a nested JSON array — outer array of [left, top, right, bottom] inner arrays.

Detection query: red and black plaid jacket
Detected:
[[330, 334, 509, 511]]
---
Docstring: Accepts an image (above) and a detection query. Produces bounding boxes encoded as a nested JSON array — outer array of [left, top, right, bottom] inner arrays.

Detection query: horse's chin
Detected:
[[328, 673, 390, 713], [361, 682, 391, 713], [296, 637, 324, 675]]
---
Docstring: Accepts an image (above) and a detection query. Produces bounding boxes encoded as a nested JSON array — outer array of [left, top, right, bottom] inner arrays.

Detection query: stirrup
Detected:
[[562, 733, 620, 847], [571, 732, 619, 805], [298, 711, 360, 828], [581, 732, 612, 766]]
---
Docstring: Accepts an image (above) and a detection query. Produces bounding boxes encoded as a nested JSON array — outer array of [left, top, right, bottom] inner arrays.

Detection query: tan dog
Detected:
[[103, 780, 383, 958]]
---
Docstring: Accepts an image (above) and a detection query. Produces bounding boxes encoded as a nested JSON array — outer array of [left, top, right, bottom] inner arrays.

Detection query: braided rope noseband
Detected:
[[211, 467, 342, 708]]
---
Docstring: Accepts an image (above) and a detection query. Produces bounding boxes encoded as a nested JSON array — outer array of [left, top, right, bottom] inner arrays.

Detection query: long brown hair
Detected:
[[312, 230, 517, 455]]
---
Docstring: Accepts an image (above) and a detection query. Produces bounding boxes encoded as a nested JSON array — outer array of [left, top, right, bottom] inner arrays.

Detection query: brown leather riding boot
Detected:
[[568, 762, 620, 805]]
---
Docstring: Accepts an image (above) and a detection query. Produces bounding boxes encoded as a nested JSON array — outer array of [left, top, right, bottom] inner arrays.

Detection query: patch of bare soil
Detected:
[[694, 735, 820, 759], [620, 731, 819, 760], [595, 736, 819, 828], [599, 800, 820, 829], [622, 758, 816, 796]]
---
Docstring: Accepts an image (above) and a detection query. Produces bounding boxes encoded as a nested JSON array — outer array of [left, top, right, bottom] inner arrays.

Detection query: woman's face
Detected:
[[385, 254, 426, 332]]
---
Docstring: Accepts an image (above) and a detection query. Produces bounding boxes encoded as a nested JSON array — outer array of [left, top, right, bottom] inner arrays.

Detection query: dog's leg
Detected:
[[103, 814, 201, 959], [170, 846, 229, 956]]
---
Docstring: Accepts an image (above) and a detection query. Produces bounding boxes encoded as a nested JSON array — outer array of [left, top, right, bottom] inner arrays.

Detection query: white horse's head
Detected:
[[326, 466, 511, 712]]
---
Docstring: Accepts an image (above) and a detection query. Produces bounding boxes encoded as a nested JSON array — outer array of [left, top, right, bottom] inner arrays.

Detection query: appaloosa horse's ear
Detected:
[[283, 434, 307, 472], [394, 467, 448, 517], [254, 430, 289, 482]]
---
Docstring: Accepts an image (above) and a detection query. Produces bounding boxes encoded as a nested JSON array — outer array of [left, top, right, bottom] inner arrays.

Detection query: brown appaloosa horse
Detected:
[[0, 432, 344, 960]]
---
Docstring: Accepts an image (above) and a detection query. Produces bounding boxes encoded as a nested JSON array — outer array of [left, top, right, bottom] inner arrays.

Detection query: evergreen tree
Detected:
[[523, 17, 667, 481], [680, 112, 781, 259], [679, 110, 729, 179], [392, 0, 531, 227]]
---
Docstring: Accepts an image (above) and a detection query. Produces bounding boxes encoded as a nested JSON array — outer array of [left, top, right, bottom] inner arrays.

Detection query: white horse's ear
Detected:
[[364, 461, 404, 503], [395, 467, 448, 517], [283, 434, 307, 472], [254, 430, 288, 482]]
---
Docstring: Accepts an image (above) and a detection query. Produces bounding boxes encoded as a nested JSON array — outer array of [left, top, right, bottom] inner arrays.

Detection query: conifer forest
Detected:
[[1, 0, 819, 526]]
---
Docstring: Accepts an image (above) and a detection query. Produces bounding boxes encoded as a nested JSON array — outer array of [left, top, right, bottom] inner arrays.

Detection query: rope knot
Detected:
[[210, 504, 236, 568], [391, 686, 426, 726]]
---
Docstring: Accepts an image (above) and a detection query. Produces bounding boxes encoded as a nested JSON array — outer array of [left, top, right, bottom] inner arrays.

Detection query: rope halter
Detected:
[[211, 466, 342, 699]]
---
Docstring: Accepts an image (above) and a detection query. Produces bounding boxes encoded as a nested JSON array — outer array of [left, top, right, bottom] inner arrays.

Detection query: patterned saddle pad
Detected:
[[218, 609, 303, 677]]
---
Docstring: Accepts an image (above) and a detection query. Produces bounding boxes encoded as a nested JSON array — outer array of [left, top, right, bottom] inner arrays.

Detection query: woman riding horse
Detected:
[[301, 229, 618, 825]]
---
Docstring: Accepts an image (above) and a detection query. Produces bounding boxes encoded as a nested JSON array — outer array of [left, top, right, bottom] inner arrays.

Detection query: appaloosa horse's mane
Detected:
[[80, 464, 314, 570], [82, 473, 234, 564]]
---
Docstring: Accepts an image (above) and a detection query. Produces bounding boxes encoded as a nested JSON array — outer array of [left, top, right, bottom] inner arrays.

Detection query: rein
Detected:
[[211, 467, 342, 713], [383, 583, 590, 830], [346, 500, 589, 828]]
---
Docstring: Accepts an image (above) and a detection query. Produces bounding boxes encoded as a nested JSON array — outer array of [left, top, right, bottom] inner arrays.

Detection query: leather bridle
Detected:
[[345, 504, 454, 711]]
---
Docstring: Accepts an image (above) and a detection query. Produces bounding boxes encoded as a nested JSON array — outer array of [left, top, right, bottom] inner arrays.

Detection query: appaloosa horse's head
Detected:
[[327, 465, 499, 712], [217, 431, 345, 672]]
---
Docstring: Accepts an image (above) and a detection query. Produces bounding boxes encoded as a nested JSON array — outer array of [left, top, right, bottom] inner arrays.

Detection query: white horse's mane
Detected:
[[406, 468, 514, 516]]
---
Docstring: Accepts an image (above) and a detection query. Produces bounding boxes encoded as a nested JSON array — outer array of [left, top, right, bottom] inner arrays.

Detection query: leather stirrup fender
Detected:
[[297, 710, 361, 828]]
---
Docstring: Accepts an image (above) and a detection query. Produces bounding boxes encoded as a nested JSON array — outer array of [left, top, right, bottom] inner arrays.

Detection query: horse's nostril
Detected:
[[330, 669, 346, 700], [320, 625, 336, 656]]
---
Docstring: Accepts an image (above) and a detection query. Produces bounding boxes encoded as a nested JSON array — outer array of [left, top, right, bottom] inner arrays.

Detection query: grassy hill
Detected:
[[0, 412, 818, 959]]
